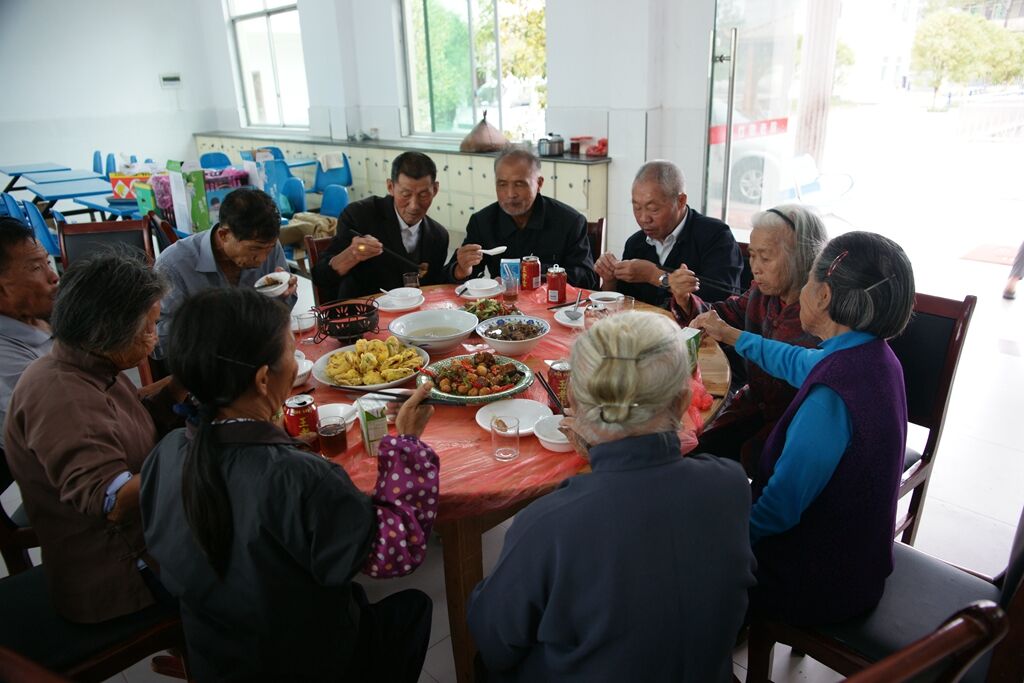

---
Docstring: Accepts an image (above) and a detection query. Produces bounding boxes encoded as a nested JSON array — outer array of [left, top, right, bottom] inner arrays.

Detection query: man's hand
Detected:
[[329, 235, 383, 275], [612, 259, 663, 286], [454, 244, 483, 280], [668, 264, 700, 312], [395, 381, 435, 439], [691, 310, 742, 347], [275, 266, 299, 298], [594, 252, 619, 284]]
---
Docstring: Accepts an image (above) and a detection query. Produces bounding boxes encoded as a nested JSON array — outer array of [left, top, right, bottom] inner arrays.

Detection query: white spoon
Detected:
[[479, 246, 508, 256]]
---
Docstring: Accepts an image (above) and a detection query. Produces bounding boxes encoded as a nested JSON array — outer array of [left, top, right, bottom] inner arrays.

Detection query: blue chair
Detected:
[[104, 153, 117, 179], [319, 184, 350, 219], [1, 193, 25, 220], [264, 146, 285, 160], [280, 177, 306, 219], [240, 150, 253, 162], [21, 202, 61, 258], [262, 159, 297, 215], [92, 150, 103, 175], [129, 155, 138, 163], [310, 154, 354, 195], [200, 152, 232, 169]]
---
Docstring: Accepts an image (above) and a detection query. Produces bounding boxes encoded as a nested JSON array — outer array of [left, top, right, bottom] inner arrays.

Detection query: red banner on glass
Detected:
[[708, 117, 788, 145]]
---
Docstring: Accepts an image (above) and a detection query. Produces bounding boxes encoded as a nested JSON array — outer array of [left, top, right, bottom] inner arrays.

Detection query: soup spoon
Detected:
[[479, 246, 508, 256]]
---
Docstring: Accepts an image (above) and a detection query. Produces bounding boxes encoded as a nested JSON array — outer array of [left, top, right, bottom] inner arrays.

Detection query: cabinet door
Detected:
[[449, 192, 475, 232], [432, 153, 450, 191], [472, 155, 495, 196], [540, 160, 557, 196], [554, 164, 589, 215], [448, 156, 474, 194], [427, 189, 451, 230]]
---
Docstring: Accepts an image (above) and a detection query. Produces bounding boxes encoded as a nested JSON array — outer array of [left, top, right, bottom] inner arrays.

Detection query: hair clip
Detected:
[[599, 402, 641, 422], [826, 250, 849, 279], [864, 274, 895, 292], [766, 208, 796, 230], [602, 355, 639, 361], [216, 354, 257, 368]]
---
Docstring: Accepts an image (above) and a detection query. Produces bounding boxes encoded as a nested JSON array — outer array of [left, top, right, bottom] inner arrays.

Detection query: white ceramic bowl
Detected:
[[475, 315, 550, 356], [292, 359, 313, 387], [255, 272, 289, 297], [388, 309, 480, 353], [589, 290, 624, 306], [534, 414, 573, 452], [387, 287, 421, 300], [316, 403, 358, 430], [465, 277, 498, 293]]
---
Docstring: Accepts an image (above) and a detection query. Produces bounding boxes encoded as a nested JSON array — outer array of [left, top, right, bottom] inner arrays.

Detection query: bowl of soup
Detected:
[[388, 309, 480, 353]]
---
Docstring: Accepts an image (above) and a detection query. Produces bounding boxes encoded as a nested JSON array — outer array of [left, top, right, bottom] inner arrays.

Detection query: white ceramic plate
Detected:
[[553, 308, 584, 329], [376, 294, 425, 313], [312, 344, 430, 391], [316, 403, 359, 430], [292, 359, 314, 387], [475, 399, 553, 437], [459, 285, 504, 300]]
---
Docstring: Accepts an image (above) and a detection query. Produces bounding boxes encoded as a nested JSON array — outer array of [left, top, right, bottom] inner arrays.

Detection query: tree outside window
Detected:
[[228, 0, 310, 128], [403, 0, 546, 141]]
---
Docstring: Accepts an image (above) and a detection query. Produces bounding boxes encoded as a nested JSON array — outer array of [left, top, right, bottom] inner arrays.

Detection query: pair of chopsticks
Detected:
[[547, 298, 589, 311], [338, 386, 468, 407], [347, 227, 421, 271], [536, 372, 564, 414], [693, 273, 744, 296]]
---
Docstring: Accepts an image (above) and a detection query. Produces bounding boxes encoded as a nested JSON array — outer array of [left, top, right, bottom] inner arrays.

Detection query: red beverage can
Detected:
[[521, 255, 541, 290], [546, 264, 567, 304], [284, 394, 320, 450], [548, 360, 571, 413]]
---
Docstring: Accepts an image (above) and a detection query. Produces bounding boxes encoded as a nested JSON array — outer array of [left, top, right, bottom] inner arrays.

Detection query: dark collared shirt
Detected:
[[0, 314, 52, 450], [445, 194, 599, 289]]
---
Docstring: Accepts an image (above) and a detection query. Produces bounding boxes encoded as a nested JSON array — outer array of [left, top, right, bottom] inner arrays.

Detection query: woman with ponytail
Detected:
[[140, 288, 439, 683], [694, 231, 916, 626], [468, 311, 755, 683]]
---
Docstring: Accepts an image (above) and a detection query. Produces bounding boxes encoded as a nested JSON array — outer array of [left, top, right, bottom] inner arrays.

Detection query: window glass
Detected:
[[269, 11, 310, 127], [235, 16, 280, 126]]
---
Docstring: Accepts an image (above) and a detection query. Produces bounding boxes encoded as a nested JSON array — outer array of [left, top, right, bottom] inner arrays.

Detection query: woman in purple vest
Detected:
[[693, 231, 915, 625]]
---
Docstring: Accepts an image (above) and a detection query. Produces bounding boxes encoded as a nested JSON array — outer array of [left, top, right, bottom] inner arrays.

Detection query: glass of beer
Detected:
[[318, 416, 348, 458]]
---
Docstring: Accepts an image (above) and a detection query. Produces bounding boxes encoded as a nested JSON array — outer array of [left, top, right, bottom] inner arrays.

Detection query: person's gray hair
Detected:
[[750, 204, 829, 293], [570, 311, 691, 444], [633, 160, 686, 197], [50, 248, 167, 355], [494, 145, 541, 173], [812, 231, 915, 340]]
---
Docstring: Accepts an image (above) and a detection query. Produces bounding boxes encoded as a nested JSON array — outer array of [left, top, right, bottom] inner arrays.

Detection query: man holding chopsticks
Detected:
[[594, 160, 743, 308], [312, 151, 450, 300]]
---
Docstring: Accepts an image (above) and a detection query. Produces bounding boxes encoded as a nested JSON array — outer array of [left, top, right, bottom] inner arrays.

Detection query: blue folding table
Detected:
[[0, 162, 71, 192], [26, 178, 112, 217], [73, 195, 142, 221], [22, 169, 103, 185]]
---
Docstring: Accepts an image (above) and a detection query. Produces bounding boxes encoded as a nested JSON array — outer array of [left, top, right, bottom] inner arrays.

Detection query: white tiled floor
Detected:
[[3, 244, 1021, 683]]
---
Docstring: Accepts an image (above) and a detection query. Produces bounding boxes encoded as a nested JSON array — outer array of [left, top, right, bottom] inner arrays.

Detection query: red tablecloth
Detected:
[[298, 284, 707, 522]]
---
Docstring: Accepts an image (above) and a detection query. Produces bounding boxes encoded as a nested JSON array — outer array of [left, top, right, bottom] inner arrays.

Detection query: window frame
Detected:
[[228, 2, 309, 130]]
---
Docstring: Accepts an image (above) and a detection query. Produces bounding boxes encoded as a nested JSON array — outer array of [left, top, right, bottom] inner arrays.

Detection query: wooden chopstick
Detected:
[[347, 227, 422, 270], [547, 298, 589, 311], [535, 372, 564, 414], [694, 274, 744, 296], [338, 386, 467, 407]]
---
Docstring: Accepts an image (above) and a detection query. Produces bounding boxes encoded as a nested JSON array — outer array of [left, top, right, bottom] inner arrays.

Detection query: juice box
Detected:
[[355, 397, 388, 456]]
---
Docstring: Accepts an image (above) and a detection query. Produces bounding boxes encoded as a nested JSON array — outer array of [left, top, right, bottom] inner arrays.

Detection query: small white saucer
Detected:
[[459, 285, 504, 300], [553, 308, 584, 329], [377, 294, 425, 312]]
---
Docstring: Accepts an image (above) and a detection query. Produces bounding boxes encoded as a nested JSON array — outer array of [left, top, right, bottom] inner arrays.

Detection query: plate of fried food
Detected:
[[416, 351, 533, 404], [313, 336, 429, 390], [461, 297, 522, 322]]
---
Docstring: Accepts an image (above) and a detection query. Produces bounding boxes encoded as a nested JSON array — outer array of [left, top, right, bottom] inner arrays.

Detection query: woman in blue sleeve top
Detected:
[[694, 231, 916, 625]]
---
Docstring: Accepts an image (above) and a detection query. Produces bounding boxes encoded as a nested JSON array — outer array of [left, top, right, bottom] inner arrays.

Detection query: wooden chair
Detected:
[[844, 601, 1008, 683], [890, 293, 976, 545], [745, 505, 1024, 683], [586, 218, 605, 261], [0, 647, 71, 683], [56, 218, 154, 270], [146, 211, 179, 253], [0, 448, 36, 576], [304, 234, 336, 306]]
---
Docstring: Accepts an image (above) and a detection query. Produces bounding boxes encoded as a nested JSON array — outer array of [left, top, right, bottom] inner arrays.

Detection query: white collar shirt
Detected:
[[645, 206, 689, 265], [394, 205, 423, 254]]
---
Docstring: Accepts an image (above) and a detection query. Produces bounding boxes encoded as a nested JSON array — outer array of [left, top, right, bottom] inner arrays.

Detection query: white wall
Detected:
[[0, 0, 218, 168]]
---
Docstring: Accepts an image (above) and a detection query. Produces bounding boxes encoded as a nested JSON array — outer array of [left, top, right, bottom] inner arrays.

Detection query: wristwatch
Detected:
[[658, 272, 671, 288]]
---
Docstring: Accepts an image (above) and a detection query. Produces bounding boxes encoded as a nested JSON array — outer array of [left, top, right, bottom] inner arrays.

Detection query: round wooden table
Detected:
[[296, 284, 730, 683]]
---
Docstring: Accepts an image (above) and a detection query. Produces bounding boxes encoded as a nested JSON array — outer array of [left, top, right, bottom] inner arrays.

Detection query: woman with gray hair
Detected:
[[468, 311, 755, 683], [5, 249, 183, 624], [694, 231, 915, 625], [670, 204, 828, 473]]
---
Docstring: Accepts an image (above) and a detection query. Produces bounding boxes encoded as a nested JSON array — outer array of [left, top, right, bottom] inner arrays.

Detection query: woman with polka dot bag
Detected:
[[140, 287, 439, 683]]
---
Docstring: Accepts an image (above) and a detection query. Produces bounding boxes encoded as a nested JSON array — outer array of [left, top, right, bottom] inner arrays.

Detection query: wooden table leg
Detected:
[[436, 518, 484, 683]]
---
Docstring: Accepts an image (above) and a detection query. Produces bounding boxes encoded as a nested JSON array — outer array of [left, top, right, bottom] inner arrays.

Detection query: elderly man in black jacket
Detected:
[[595, 160, 742, 308], [312, 151, 449, 300]]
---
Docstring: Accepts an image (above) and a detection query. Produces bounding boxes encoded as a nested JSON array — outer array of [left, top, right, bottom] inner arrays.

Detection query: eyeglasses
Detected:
[[825, 250, 849, 279]]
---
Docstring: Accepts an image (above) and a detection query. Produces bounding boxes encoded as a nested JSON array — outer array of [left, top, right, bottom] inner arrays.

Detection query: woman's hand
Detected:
[[691, 310, 742, 347], [557, 415, 591, 457], [396, 381, 434, 438]]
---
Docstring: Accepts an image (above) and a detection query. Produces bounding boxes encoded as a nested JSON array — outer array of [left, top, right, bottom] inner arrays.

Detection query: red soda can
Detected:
[[521, 255, 541, 290], [546, 264, 567, 304], [548, 360, 571, 413], [284, 394, 320, 450]]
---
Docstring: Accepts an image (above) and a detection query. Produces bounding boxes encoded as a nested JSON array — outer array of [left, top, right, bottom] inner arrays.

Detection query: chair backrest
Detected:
[[240, 150, 254, 161], [304, 234, 335, 306], [1, 193, 25, 222], [104, 153, 117, 179], [737, 240, 754, 292], [844, 601, 1008, 683], [320, 184, 350, 219], [92, 151, 103, 176], [0, 447, 38, 576], [586, 218, 605, 261], [313, 154, 354, 192], [146, 211, 179, 252], [199, 152, 231, 170], [57, 219, 154, 270], [20, 202, 61, 258], [281, 177, 307, 216], [264, 146, 285, 160]]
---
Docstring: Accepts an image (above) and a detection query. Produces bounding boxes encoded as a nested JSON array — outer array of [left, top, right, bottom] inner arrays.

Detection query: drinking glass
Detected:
[[318, 416, 348, 458], [618, 296, 635, 313], [500, 263, 519, 303], [583, 303, 610, 330], [491, 416, 520, 461], [403, 272, 420, 288], [293, 311, 317, 345]]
